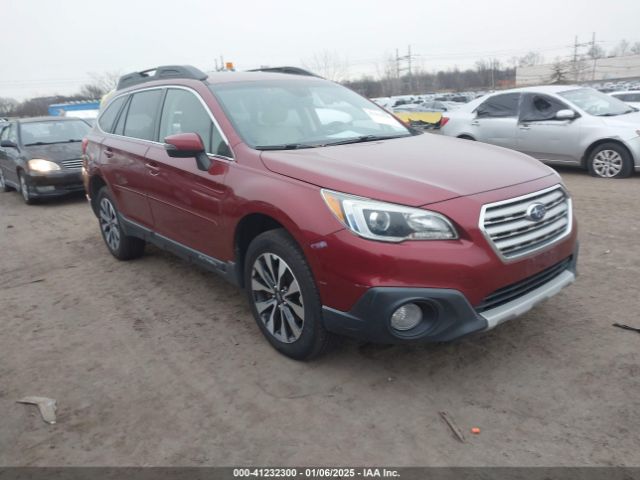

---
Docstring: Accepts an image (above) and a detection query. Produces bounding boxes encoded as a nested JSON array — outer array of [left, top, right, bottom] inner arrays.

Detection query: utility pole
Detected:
[[591, 32, 597, 81], [395, 48, 400, 79], [407, 45, 413, 93]]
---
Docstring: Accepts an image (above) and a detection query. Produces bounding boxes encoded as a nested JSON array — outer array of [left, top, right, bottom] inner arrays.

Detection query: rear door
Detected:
[[471, 93, 520, 149], [144, 87, 233, 258], [516, 93, 582, 164], [100, 89, 163, 228]]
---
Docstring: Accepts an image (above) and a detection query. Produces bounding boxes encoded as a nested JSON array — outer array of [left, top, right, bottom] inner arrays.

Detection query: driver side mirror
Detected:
[[555, 109, 576, 120], [164, 133, 211, 171], [0, 140, 17, 148]]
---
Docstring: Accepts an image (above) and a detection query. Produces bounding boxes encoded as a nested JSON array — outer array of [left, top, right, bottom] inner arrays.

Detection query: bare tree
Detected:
[[79, 71, 121, 99], [518, 51, 544, 67], [302, 50, 349, 82], [631, 41, 640, 55], [549, 60, 571, 84], [0, 97, 19, 116], [611, 39, 630, 57], [587, 44, 605, 59]]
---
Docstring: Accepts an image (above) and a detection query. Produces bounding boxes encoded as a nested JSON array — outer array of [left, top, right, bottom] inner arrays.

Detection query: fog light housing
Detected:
[[390, 303, 422, 331]]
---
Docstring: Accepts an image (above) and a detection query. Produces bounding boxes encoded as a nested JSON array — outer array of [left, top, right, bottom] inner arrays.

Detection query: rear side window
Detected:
[[159, 89, 231, 157], [476, 93, 521, 118], [123, 89, 163, 141], [614, 93, 640, 102], [98, 96, 127, 133]]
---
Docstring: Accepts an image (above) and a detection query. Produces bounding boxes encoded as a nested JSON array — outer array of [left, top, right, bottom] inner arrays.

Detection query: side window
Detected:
[[0, 125, 9, 141], [113, 96, 130, 136], [98, 96, 127, 133], [123, 89, 163, 141], [520, 94, 570, 122], [476, 93, 521, 118], [159, 89, 232, 157], [7, 124, 18, 143]]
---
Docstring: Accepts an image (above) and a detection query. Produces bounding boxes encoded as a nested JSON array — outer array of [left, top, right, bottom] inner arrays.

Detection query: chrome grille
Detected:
[[61, 159, 83, 169], [480, 185, 572, 260]]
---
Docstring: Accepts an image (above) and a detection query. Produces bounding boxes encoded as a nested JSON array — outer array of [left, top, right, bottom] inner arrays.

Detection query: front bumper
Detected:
[[322, 252, 577, 344], [23, 171, 84, 198]]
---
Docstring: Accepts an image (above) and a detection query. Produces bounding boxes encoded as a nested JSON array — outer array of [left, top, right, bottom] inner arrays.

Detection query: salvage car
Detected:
[[440, 86, 640, 178], [0, 117, 90, 203], [83, 65, 578, 360]]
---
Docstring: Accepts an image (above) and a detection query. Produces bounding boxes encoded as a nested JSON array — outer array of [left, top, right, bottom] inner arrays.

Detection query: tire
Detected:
[[18, 171, 35, 204], [587, 142, 633, 178], [96, 186, 145, 260], [0, 168, 12, 192], [244, 229, 334, 360]]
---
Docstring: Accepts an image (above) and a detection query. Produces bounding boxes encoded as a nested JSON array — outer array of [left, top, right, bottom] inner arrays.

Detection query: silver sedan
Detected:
[[439, 85, 640, 178]]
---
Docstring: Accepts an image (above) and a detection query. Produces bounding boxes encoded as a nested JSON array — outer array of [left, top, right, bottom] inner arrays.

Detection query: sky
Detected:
[[1, 0, 639, 100]]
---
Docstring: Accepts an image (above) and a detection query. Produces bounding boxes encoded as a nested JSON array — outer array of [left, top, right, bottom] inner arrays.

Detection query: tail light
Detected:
[[439, 116, 450, 128], [81, 137, 88, 155]]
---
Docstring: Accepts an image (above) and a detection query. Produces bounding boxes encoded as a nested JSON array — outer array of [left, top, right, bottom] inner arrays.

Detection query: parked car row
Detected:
[[71, 65, 579, 359], [438, 85, 640, 178]]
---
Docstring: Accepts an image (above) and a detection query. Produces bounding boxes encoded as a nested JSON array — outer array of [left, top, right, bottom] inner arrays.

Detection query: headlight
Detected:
[[28, 159, 61, 173], [321, 189, 458, 242]]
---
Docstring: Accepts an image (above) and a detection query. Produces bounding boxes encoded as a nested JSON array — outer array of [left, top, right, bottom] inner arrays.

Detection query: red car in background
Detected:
[[83, 65, 578, 360]]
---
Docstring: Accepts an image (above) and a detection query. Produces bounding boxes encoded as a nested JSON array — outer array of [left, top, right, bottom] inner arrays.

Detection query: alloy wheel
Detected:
[[593, 150, 623, 178], [250, 253, 305, 344], [99, 197, 121, 251]]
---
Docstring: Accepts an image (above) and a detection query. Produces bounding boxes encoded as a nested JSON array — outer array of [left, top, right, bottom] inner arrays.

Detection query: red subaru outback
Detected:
[[83, 65, 578, 360]]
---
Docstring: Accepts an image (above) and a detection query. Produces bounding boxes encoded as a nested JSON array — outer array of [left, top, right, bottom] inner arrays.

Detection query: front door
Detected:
[[144, 88, 233, 259], [516, 93, 582, 164]]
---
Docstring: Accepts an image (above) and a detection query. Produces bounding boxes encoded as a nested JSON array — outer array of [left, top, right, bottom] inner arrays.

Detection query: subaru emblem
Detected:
[[526, 203, 547, 222]]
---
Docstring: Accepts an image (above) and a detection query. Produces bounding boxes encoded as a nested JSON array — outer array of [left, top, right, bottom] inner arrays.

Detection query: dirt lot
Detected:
[[0, 169, 638, 467]]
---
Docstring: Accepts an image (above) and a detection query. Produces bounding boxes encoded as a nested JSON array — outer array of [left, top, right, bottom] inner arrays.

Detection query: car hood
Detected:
[[599, 110, 640, 128], [260, 134, 554, 206], [24, 142, 83, 163]]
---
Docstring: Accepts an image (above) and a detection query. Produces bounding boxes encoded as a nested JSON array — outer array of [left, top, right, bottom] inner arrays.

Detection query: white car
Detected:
[[439, 85, 640, 178], [608, 91, 640, 110]]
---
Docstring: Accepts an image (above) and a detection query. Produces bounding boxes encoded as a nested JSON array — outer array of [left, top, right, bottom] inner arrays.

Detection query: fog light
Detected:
[[390, 303, 422, 331]]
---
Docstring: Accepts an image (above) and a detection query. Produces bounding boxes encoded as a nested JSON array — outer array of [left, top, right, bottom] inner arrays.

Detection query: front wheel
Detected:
[[587, 143, 633, 178], [244, 229, 333, 360], [18, 172, 35, 204]]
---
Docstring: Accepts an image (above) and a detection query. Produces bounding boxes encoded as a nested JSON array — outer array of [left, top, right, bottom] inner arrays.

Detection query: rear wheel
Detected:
[[587, 143, 633, 178], [244, 229, 333, 360], [96, 187, 145, 260], [0, 168, 12, 192]]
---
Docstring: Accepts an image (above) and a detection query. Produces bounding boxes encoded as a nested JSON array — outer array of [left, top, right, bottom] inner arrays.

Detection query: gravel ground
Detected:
[[0, 169, 638, 467]]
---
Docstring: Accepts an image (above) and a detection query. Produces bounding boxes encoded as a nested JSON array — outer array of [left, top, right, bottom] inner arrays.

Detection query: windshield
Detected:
[[559, 88, 633, 116], [20, 120, 90, 145], [210, 79, 411, 149]]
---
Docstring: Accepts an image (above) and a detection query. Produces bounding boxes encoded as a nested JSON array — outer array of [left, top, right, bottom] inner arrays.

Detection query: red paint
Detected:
[[84, 76, 577, 314]]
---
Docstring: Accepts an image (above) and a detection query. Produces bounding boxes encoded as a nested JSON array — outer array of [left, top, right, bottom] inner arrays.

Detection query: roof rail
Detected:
[[116, 65, 208, 90], [247, 66, 321, 78]]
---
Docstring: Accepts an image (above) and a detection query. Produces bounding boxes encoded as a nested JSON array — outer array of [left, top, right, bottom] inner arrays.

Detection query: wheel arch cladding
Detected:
[[89, 175, 107, 215]]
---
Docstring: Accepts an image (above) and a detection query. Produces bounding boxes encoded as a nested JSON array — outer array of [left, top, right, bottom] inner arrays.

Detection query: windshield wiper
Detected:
[[24, 139, 83, 146], [321, 134, 410, 147], [595, 110, 634, 117], [254, 143, 317, 150]]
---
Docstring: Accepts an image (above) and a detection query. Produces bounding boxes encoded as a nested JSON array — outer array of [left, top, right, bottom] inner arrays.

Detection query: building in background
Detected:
[[517, 54, 640, 86], [48, 100, 100, 121]]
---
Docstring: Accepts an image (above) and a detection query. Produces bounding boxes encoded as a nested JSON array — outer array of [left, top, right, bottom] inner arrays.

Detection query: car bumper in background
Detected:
[[23, 171, 84, 198], [321, 249, 578, 344]]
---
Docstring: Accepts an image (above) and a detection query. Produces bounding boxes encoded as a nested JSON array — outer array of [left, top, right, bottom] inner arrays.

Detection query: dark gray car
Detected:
[[0, 117, 90, 204]]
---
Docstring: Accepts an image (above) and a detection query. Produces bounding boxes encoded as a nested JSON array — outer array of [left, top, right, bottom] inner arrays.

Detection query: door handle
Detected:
[[104, 148, 114, 158], [145, 162, 160, 176], [519, 125, 531, 130], [470, 121, 480, 126]]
